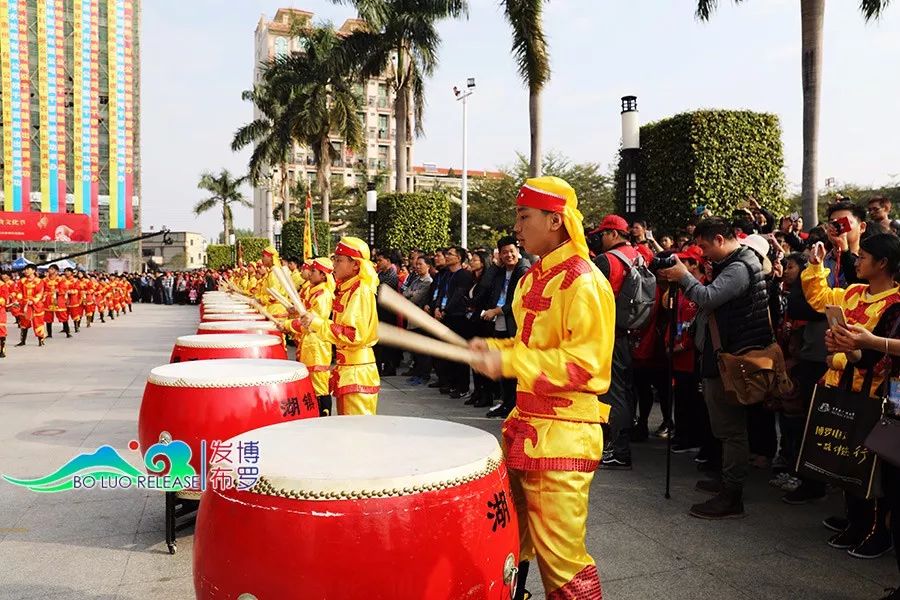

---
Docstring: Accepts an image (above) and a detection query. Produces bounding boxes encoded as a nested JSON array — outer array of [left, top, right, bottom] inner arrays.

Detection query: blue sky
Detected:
[[140, 0, 900, 239]]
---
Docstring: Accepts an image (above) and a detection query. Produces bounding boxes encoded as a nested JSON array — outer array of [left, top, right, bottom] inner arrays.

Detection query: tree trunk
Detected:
[[529, 86, 542, 178], [394, 82, 409, 193], [222, 203, 230, 245], [319, 136, 332, 224], [280, 163, 290, 222], [800, 0, 824, 228]]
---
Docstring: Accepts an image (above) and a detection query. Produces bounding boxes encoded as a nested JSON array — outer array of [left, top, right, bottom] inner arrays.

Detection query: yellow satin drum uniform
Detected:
[[308, 273, 378, 415], [284, 279, 334, 397], [485, 176, 614, 599]]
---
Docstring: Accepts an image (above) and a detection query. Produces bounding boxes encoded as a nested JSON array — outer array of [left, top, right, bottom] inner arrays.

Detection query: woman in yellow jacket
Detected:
[[802, 232, 900, 560]]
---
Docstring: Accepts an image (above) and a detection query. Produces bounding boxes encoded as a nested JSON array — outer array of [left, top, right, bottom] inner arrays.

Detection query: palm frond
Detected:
[[695, 0, 745, 21], [193, 197, 220, 215], [503, 0, 550, 89], [860, 0, 891, 21]]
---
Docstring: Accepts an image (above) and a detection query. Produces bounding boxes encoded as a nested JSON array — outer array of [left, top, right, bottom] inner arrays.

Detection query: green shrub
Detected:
[[373, 191, 451, 252], [281, 219, 333, 260], [617, 110, 788, 233], [238, 237, 270, 263], [206, 245, 233, 269]]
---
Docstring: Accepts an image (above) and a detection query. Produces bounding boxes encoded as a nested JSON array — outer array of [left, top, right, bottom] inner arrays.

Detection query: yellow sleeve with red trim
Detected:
[[801, 262, 846, 312], [309, 285, 377, 349]]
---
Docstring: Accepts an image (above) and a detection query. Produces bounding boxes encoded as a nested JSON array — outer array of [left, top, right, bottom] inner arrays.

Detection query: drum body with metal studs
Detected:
[[196, 320, 281, 337], [138, 359, 318, 496], [193, 416, 520, 600], [170, 334, 287, 363]]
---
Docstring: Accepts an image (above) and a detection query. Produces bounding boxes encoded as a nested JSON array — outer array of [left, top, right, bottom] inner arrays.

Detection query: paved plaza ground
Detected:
[[0, 303, 896, 599]]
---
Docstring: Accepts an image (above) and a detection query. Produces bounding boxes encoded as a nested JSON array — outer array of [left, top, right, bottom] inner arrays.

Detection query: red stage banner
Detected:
[[0, 212, 93, 242]]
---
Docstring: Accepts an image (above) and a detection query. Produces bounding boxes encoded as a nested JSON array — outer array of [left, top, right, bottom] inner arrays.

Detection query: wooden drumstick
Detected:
[[377, 323, 479, 365], [377, 284, 468, 347], [267, 287, 292, 310], [272, 266, 307, 316]]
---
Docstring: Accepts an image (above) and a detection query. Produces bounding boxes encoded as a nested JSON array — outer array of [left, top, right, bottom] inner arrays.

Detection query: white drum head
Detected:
[[230, 416, 503, 499], [175, 334, 281, 349], [203, 313, 266, 321], [148, 358, 308, 387], [202, 305, 255, 313], [197, 321, 278, 332]]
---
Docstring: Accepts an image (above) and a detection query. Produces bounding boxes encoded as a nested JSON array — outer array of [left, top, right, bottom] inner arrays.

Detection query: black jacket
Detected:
[[486, 260, 529, 335]]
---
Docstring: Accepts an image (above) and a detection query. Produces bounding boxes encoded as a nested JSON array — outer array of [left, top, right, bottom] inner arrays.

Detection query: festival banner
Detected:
[[54, 0, 67, 214], [107, 0, 127, 230], [37, 0, 66, 213], [90, 0, 100, 231], [124, 0, 134, 229], [0, 211, 93, 242], [0, 0, 32, 212]]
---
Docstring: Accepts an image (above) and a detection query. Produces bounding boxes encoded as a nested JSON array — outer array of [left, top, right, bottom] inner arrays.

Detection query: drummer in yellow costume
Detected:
[[295, 237, 379, 415], [283, 257, 335, 416], [259, 246, 288, 318], [471, 176, 614, 600]]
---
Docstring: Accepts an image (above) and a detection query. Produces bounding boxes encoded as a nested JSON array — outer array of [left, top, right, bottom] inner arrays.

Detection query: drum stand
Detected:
[[165, 491, 200, 555]]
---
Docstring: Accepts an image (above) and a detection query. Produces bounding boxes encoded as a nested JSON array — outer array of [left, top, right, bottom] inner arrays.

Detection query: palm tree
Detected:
[[503, 0, 550, 178], [232, 84, 294, 224], [696, 0, 891, 226], [332, 0, 468, 192], [195, 169, 251, 243], [264, 25, 366, 224]]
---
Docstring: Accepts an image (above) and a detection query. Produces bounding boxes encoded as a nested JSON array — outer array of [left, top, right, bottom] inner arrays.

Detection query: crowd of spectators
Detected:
[[372, 194, 900, 599]]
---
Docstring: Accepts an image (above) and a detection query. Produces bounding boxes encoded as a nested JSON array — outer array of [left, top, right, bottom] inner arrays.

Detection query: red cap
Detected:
[[597, 214, 629, 233], [677, 245, 704, 263]]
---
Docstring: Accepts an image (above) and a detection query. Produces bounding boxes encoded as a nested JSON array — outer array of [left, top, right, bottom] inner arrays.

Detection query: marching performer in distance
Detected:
[[65, 268, 85, 332], [13, 264, 48, 347], [295, 237, 379, 415], [470, 176, 615, 600], [0, 272, 10, 357], [44, 264, 72, 338], [283, 257, 336, 416]]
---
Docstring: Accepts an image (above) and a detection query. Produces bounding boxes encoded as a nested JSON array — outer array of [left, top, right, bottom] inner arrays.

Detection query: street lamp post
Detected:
[[366, 181, 377, 249], [620, 96, 640, 217], [454, 77, 475, 248]]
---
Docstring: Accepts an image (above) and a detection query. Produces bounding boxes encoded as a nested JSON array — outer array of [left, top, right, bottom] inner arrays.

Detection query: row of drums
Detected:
[[137, 291, 521, 599]]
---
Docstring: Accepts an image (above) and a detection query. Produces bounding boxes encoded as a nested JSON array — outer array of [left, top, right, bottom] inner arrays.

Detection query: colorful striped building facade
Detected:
[[0, 0, 140, 235]]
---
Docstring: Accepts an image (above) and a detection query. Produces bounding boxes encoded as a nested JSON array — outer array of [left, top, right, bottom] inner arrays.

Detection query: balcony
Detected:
[[377, 128, 389, 140], [377, 97, 389, 109]]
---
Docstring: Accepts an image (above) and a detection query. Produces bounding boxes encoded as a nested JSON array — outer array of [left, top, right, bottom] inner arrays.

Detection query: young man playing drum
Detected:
[[283, 257, 336, 416], [259, 246, 289, 318], [295, 237, 380, 415], [471, 176, 615, 599]]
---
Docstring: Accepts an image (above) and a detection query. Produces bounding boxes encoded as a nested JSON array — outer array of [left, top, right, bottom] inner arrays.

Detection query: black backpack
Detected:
[[608, 249, 656, 331]]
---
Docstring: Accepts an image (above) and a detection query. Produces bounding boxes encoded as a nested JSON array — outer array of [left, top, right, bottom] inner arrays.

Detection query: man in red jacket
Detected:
[[592, 214, 641, 469]]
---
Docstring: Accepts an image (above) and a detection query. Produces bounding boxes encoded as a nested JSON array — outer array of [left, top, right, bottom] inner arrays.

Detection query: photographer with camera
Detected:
[[824, 200, 868, 287], [657, 217, 774, 519]]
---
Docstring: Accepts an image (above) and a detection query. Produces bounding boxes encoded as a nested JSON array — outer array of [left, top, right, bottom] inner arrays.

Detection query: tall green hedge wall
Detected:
[[373, 191, 451, 252], [617, 110, 788, 231], [239, 237, 270, 263], [206, 245, 233, 269], [280, 219, 333, 260]]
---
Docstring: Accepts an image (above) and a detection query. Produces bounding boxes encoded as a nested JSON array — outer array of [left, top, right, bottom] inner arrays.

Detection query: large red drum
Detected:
[[170, 334, 287, 363], [199, 303, 254, 318], [194, 416, 520, 600], [138, 359, 318, 496], [201, 312, 266, 323], [196, 320, 281, 337]]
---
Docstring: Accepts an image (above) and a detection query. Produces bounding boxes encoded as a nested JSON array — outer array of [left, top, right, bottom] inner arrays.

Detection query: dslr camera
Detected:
[[649, 254, 677, 272]]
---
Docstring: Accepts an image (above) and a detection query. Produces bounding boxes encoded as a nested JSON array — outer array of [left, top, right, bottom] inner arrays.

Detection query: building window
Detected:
[[274, 37, 288, 58], [378, 115, 389, 139], [377, 84, 389, 108], [190, 239, 194, 246], [625, 173, 637, 214]]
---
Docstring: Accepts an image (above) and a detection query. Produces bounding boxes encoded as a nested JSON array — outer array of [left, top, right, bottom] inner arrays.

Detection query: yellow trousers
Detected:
[[331, 362, 379, 415], [509, 468, 603, 598]]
